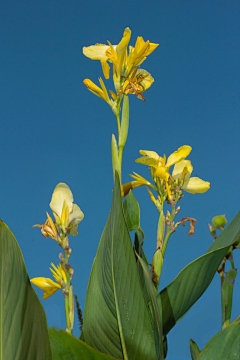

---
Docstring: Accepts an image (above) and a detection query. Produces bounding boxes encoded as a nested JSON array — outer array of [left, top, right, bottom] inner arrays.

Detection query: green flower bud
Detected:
[[212, 214, 227, 229]]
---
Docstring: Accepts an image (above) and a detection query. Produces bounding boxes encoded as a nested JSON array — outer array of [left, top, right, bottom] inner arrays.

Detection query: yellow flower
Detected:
[[83, 78, 117, 112], [33, 212, 59, 241], [121, 172, 151, 197], [118, 68, 154, 101], [83, 28, 131, 80], [83, 27, 158, 83], [50, 183, 84, 236], [30, 263, 67, 299], [172, 160, 210, 194], [126, 36, 159, 74], [135, 146, 192, 181]]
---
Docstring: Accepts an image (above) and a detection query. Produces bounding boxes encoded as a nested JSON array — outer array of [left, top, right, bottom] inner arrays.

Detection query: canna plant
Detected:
[[0, 27, 240, 360]]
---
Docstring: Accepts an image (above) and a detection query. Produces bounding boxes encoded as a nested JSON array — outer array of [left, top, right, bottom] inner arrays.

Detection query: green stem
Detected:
[[116, 113, 121, 143], [64, 246, 73, 334]]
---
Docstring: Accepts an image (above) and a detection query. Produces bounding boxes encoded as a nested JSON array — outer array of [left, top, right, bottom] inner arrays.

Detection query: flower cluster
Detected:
[[122, 145, 210, 202], [31, 183, 84, 300], [83, 27, 158, 107]]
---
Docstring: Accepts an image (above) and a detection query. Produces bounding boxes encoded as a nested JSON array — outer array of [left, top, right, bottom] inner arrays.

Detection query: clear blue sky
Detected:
[[1, 1, 240, 359]]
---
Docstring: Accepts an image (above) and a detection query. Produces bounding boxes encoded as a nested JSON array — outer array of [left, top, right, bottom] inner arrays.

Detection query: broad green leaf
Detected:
[[49, 327, 118, 360], [136, 254, 164, 360], [158, 211, 240, 336], [190, 339, 201, 360], [197, 317, 240, 359], [123, 190, 140, 232], [83, 174, 157, 360], [0, 220, 52, 360]]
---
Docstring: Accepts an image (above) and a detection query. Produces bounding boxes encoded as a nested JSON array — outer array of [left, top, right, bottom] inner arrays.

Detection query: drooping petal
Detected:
[[100, 59, 110, 79], [172, 160, 193, 181], [42, 287, 60, 300], [166, 145, 192, 168], [50, 183, 74, 219], [68, 203, 84, 235], [181, 177, 210, 194]]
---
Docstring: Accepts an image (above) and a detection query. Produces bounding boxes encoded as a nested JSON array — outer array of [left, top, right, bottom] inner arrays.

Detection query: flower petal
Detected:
[[30, 277, 61, 290], [50, 183, 74, 218], [135, 150, 160, 167], [115, 27, 131, 77], [82, 44, 109, 60], [68, 204, 84, 236], [182, 177, 210, 194], [166, 145, 192, 168], [172, 160, 193, 181]]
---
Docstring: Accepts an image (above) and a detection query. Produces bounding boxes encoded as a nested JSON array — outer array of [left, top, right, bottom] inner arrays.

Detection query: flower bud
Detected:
[[212, 214, 227, 229]]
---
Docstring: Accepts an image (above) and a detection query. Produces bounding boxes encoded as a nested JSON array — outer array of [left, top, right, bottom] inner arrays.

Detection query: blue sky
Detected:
[[1, 1, 240, 359]]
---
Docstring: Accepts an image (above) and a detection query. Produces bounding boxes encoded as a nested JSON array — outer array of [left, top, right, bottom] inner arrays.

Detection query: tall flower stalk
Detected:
[[31, 183, 84, 333], [83, 27, 158, 183], [122, 145, 210, 292]]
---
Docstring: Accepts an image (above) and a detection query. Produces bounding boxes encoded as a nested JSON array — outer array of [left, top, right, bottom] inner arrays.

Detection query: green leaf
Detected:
[[158, 211, 240, 336], [49, 327, 118, 360], [0, 220, 52, 360], [83, 174, 157, 360], [221, 268, 237, 327], [136, 254, 164, 360], [197, 317, 240, 359], [123, 190, 140, 232], [190, 339, 201, 360]]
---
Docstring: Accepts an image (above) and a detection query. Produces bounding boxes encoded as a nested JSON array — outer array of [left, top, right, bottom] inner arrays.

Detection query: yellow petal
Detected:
[[172, 160, 193, 181], [68, 204, 84, 235], [30, 277, 61, 290], [182, 177, 210, 194], [101, 59, 110, 79], [42, 287, 59, 300], [135, 150, 160, 167], [82, 44, 109, 60], [166, 146, 192, 168], [115, 27, 131, 77], [155, 166, 170, 181], [50, 183, 74, 219]]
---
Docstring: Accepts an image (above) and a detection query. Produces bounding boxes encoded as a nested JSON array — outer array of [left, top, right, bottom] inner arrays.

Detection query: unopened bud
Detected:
[[175, 206, 180, 214], [59, 253, 65, 263], [166, 210, 171, 220], [212, 214, 227, 229], [208, 224, 217, 239], [169, 200, 175, 207]]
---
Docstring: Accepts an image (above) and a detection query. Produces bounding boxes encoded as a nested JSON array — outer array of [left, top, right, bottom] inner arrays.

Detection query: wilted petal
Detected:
[[166, 146, 192, 168], [182, 177, 210, 194], [50, 183, 74, 218], [172, 160, 193, 181]]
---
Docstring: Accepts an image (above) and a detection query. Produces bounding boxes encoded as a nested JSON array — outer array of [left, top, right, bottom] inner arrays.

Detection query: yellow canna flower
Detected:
[[126, 36, 159, 74], [172, 160, 210, 194], [30, 263, 67, 299], [50, 183, 84, 236], [83, 78, 117, 113], [118, 68, 154, 101], [121, 172, 152, 197], [83, 28, 131, 80], [83, 27, 158, 85], [136, 146, 192, 181]]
